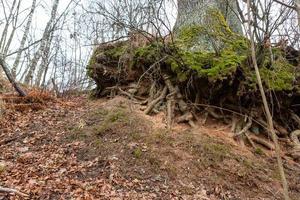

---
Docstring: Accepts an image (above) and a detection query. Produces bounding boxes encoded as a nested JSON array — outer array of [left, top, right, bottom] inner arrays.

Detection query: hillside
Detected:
[[0, 94, 300, 199]]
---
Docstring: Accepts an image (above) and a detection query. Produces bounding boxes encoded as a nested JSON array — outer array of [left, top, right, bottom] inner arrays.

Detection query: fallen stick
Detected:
[[0, 186, 29, 198]]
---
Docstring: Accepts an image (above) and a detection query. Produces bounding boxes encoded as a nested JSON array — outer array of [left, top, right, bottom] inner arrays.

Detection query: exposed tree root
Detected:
[[235, 117, 252, 137], [291, 112, 300, 128], [235, 120, 245, 147], [231, 114, 238, 133], [144, 86, 167, 115], [206, 107, 223, 119], [166, 93, 175, 130], [163, 74, 196, 128], [290, 130, 300, 147], [289, 130, 300, 160], [245, 132, 256, 149], [249, 135, 275, 150]]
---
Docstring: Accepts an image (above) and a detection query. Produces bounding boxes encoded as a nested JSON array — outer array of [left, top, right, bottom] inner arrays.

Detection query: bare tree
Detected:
[[11, 0, 37, 78], [0, 0, 27, 96], [24, 0, 60, 85]]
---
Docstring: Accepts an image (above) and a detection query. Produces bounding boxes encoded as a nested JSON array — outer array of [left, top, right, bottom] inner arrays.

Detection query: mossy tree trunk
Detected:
[[173, 0, 242, 51], [174, 0, 242, 32]]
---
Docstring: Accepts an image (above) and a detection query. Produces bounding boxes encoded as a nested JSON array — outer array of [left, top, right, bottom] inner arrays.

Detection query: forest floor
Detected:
[[0, 94, 300, 200]]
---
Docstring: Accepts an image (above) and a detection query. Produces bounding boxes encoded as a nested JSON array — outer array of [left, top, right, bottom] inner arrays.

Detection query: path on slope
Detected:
[[0, 96, 300, 199]]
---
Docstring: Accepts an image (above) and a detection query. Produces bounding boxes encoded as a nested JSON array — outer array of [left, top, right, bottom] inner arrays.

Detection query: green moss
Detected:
[[171, 47, 247, 82], [242, 48, 297, 91], [255, 148, 264, 155], [87, 42, 128, 77], [107, 109, 126, 122], [175, 25, 205, 49], [104, 44, 127, 59], [260, 52, 295, 91], [133, 42, 165, 67], [133, 147, 142, 158], [168, 9, 249, 82], [86, 47, 102, 77]]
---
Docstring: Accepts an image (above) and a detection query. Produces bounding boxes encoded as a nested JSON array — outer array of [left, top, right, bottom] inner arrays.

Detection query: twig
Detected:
[[273, 0, 296, 10], [0, 186, 29, 197], [136, 56, 167, 87], [0, 136, 19, 145]]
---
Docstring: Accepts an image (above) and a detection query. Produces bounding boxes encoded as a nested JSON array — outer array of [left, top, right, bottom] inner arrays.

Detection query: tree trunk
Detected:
[[0, 57, 27, 97], [174, 0, 241, 31], [0, 0, 18, 76], [35, 32, 53, 87], [12, 0, 37, 79], [173, 0, 242, 51], [24, 0, 59, 85]]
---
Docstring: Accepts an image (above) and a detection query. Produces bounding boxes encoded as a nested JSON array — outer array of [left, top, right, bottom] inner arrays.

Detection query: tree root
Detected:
[[289, 130, 300, 160], [177, 112, 194, 123], [249, 135, 275, 150], [206, 107, 223, 119], [163, 74, 196, 128], [235, 117, 252, 137], [231, 114, 238, 133], [144, 86, 167, 115], [166, 93, 175, 130], [230, 115, 276, 150], [291, 112, 300, 128], [288, 150, 300, 161], [245, 132, 256, 149], [290, 130, 300, 147]]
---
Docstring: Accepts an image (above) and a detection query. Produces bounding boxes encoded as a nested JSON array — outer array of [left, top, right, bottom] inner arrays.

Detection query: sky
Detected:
[[0, 0, 178, 88]]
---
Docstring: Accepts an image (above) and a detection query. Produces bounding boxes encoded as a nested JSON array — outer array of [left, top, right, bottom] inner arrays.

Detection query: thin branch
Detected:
[[0, 186, 29, 197], [273, 0, 296, 10]]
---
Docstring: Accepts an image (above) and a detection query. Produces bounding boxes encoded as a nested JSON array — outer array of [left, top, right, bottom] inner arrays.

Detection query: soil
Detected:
[[0, 95, 300, 199]]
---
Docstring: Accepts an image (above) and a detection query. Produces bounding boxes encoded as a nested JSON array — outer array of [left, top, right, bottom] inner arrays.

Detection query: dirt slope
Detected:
[[0, 96, 300, 199]]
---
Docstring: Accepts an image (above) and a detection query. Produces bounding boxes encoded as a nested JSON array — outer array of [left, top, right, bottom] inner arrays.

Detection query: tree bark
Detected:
[[0, 0, 18, 76], [35, 32, 54, 87], [173, 0, 242, 52], [174, 0, 242, 33], [11, 0, 37, 79], [24, 0, 59, 85], [0, 56, 27, 97]]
